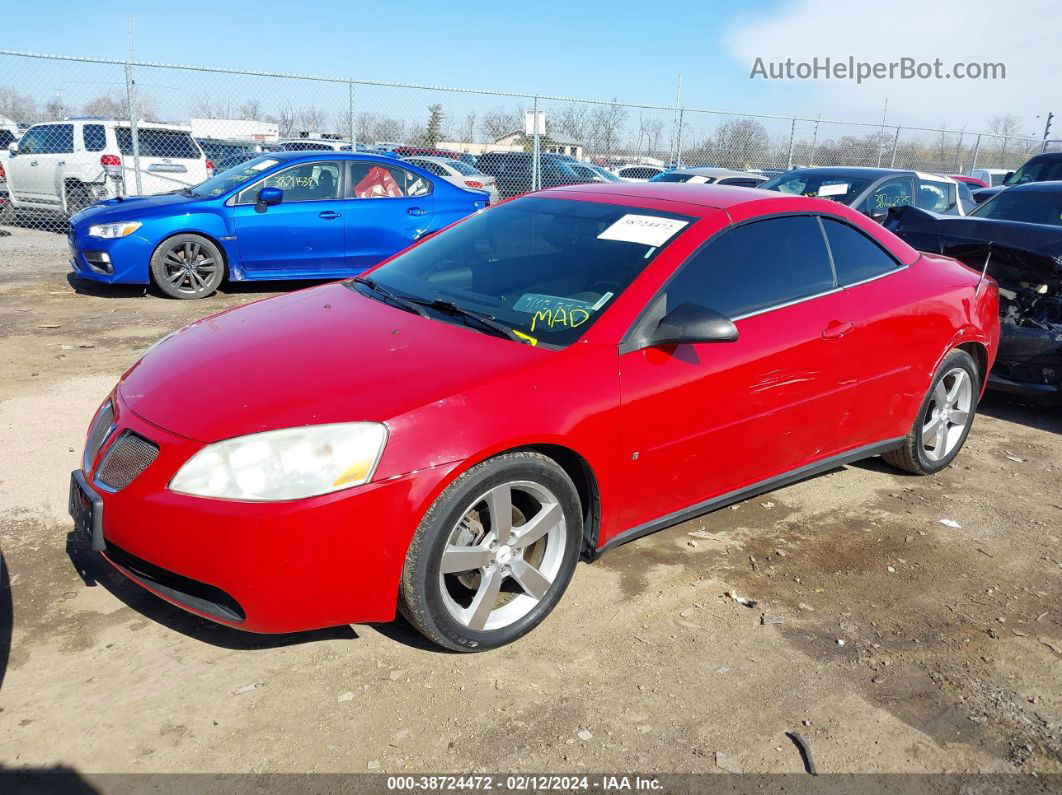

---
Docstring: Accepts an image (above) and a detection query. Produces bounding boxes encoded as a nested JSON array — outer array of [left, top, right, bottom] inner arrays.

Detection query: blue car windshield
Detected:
[[191, 156, 282, 197], [358, 197, 695, 347]]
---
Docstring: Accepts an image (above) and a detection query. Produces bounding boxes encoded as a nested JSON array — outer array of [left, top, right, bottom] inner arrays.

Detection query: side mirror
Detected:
[[649, 303, 738, 346], [865, 206, 889, 223], [7, 141, 18, 155], [256, 186, 283, 210], [1003, 171, 1014, 183]]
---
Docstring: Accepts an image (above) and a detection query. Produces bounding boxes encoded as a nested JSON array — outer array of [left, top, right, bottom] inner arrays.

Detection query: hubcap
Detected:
[[921, 367, 973, 462], [162, 241, 217, 295], [438, 481, 566, 632]]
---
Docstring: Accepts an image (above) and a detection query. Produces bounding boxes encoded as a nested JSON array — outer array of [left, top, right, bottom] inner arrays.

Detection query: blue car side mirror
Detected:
[[256, 187, 283, 209]]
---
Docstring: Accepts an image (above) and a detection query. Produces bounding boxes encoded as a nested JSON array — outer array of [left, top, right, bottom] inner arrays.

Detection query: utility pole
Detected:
[[876, 97, 888, 167], [124, 13, 143, 195], [670, 74, 682, 167], [1042, 111, 1054, 153]]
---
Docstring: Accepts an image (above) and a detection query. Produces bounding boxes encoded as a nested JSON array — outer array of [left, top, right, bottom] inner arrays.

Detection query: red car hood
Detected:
[[119, 283, 545, 442]]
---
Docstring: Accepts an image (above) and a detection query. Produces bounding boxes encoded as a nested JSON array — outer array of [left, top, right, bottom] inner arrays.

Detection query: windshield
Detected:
[[651, 172, 716, 184], [191, 156, 281, 197], [359, 197, 695, 347], [590, 165, 621, 182], [760, 170, 874, 204], [1004, 158, 1062, 186], [450, 160, 481, 176], [969, 188, 1062, 226]]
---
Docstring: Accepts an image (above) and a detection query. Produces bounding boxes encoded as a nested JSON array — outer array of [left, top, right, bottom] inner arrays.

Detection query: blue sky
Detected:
[[2, 0, 1056, 133]]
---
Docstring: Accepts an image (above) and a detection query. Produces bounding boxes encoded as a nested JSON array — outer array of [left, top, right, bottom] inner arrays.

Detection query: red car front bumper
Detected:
[[79, 395, 461, 633]]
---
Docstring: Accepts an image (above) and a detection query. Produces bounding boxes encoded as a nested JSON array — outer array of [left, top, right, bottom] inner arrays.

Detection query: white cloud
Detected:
[[725, 0, 1059, 133]]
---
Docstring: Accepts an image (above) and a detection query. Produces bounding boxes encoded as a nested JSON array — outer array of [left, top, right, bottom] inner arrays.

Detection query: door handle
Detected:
[[821, 320, 855, 339], [407, 207, 427, 216], [318, 211, 341, 220], [29, 160, 38, 166]]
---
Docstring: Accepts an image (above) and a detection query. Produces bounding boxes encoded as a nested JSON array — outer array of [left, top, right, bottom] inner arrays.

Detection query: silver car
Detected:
[[650, 167, 768, 187], [403, 156, 499, 204]]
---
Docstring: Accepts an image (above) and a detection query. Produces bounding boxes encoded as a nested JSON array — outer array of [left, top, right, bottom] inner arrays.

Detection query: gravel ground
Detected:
[[0, 225, 1059, 777]]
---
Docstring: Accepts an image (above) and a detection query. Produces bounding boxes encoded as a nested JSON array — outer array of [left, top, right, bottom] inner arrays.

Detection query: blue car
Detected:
[[68, 152, 489, 299]]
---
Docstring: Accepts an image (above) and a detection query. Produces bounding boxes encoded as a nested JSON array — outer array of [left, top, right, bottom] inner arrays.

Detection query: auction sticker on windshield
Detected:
[[597, 214, 689, 247], [818, 183, 851, 197]]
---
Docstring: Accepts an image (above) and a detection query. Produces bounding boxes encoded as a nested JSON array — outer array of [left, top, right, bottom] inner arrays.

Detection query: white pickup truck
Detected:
[[3, 118, 212, 216]]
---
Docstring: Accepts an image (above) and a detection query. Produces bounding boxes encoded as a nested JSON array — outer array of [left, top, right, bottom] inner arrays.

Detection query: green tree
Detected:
[[422, 104, 444, 147]]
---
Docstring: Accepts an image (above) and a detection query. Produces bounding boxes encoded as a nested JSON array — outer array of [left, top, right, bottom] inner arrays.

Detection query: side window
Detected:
[[665, 216, 834, 320], [350, 163, 432, 198], [22, 124, 73, 154], [917, 181, 957, 214], [821, 217, 899, 286], [862, 178, 914, 212], [236, 162, 341, 203], [83, 124, 106, 152]]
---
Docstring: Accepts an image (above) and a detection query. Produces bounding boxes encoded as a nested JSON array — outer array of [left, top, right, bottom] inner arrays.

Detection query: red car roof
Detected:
[[541, 181, 777, 210]]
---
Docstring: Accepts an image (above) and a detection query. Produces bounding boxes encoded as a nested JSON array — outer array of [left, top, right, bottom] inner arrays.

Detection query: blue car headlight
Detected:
[[88, 221, 142, 239]]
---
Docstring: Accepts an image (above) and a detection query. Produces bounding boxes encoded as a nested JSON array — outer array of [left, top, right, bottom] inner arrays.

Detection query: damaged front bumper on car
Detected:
[[885, 208, 1062, 404]]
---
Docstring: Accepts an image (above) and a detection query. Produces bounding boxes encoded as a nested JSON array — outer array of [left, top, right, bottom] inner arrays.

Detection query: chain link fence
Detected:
[[0, 49, 1050, 234]]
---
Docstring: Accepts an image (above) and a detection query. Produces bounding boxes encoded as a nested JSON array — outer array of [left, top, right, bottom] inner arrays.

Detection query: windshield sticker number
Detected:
[[514, 293, 594, 314], [597, 214, 689, 247]]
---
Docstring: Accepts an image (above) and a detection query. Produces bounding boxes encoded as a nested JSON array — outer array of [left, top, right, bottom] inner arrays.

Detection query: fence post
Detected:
[[786, 118, 796, 171], [889, 126, 901, 168], [532, 95, 541, 191], [674, 108, 685, 167], [971, 134, 982, 171], [808, 114, 821, 166], [954, 130, 964, 172], [348, 81, 357, 150], [123, 60, 142, 196]]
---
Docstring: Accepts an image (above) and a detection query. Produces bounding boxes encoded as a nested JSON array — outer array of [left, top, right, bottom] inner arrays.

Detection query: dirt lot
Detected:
[[0, 225, 1059, 777]]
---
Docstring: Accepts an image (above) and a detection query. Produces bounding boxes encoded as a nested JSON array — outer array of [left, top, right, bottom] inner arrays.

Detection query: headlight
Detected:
[[169, 423, 388, 501], [88, 221, 142, 239]]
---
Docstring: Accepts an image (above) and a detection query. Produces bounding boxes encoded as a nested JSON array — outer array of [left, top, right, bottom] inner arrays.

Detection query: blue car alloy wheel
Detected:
[[150, 234, 226, 299]]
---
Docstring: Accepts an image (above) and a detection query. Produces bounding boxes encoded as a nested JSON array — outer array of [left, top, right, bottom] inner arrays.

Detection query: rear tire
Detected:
[[150, 234, 225, 299], [399, 451, 582, 652], [64, 182, 93, 216], [883, 349, 979, 475]]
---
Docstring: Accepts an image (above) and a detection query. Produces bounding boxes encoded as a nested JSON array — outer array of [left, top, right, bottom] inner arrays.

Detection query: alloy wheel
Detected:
[[161, 240, 218, 296], [921, 367, 973, 461], [438, 480, 567, 632]]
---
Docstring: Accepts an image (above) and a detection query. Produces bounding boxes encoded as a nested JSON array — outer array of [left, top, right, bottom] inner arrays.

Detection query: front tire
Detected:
[[399, 452, 582, 652], [150, 234, 224, 299], [883, 349, 979, 475]]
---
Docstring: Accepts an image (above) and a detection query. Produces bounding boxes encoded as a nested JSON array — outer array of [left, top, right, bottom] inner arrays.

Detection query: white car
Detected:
[[5, 119, 211, 215], [968, 168, 1010, 187], [403, 155, 499, 203], [615, 164, 665, 182], [651, 167, 768, 187], [275, 138, 350, 152]]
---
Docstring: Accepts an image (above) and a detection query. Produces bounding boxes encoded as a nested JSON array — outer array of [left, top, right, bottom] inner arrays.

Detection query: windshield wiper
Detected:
[[350, 276, 427, 317], [406, 297, 528, 344]]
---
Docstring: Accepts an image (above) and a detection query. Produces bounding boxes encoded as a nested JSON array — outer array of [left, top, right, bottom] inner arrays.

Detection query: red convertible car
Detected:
[[71, 183, 1000, 651]]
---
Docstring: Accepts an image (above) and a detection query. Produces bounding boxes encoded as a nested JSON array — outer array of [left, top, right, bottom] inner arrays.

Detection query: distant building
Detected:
[[493, 130, 584, 160]]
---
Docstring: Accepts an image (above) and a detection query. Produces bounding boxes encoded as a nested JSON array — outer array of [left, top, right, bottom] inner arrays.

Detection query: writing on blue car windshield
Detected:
[[192, 156, 280, 197], [354, 197, 694, 346]]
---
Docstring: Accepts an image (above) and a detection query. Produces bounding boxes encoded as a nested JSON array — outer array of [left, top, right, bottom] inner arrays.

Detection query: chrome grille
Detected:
[[84, 401, 115, 471], [97, 432, 160, 491]]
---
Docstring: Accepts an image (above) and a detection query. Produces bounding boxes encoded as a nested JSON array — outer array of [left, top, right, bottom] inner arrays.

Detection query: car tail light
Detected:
[[100, 154, 122, 177], [206, 159, 215, 176], [0, 163, 5, 182], [465, 180, 483, 189]]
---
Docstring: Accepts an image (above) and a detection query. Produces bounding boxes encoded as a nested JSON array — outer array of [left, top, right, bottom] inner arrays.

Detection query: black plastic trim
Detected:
[[590, 438, 905, 559], [103, 542, 246, 623]]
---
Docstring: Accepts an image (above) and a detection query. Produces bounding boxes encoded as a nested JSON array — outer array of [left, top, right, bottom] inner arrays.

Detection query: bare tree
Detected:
[[554, 103, 593, 144], [271, 100, 298, 137], [239, 98, 264, 121], [588, 100, 628, 157], [298, 105, 327, 135], [0, 85, 37, 124], [480, 106, 522, 142], [462, 110, 477, 143]]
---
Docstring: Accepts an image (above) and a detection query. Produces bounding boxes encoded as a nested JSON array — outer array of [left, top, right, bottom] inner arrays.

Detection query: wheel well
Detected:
[[957, 341, 989, 391], [520, 444, 601, 562]]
